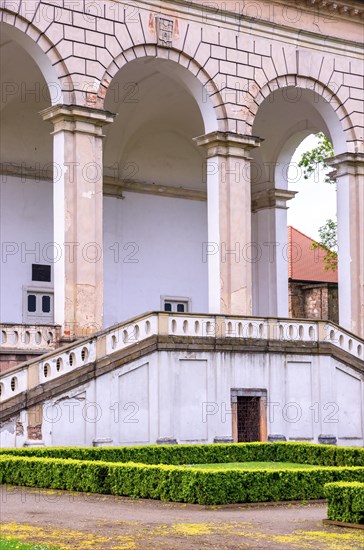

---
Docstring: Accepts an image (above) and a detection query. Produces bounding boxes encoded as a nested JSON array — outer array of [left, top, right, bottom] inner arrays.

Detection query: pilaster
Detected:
[[194, 131, 263, 315], [41, 105, 115, 338], [327, 152, 364, 338]]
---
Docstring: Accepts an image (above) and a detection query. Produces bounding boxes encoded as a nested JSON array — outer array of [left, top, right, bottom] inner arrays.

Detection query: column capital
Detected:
[[40, 104, 116, 136], [252, 188, 297, 212], [194, 131, 263, 159], [327, 152, 364, 178]]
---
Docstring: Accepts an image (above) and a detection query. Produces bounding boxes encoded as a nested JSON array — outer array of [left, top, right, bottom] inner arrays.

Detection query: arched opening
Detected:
[[102, 57, 216, 324], [287, 134, 336, 245], [251, 86, 347, 322], [287, 133, 338, 323], [0, 24, 55, 324]]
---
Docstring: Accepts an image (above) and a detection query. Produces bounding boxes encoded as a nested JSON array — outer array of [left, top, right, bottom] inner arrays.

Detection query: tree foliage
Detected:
[[298, 133, 338, 271], [298, 132, 335, 184], [311, 219, 338, 272]]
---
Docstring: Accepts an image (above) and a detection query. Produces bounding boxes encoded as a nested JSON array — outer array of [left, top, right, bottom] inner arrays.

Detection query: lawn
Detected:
[[184, 461, 321, 470], [0, 540, 60, 550]]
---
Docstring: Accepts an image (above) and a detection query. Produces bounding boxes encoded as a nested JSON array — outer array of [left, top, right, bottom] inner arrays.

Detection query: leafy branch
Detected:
[[311, 219, 338, 271], [298, 133, 337, 271], [298, 132, 335, 184]]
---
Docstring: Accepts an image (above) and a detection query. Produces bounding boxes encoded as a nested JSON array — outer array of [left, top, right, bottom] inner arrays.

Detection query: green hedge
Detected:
[[325, 482, 364, 524], [0, 442, 363, 467], [1, 454, 364, 505]]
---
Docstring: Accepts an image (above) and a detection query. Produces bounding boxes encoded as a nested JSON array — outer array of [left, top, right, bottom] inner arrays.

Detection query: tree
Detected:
[[298, 132, 338, 271]]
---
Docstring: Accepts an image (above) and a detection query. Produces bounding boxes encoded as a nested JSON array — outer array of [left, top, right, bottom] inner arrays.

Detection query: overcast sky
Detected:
[[287, 134, 337, 242]]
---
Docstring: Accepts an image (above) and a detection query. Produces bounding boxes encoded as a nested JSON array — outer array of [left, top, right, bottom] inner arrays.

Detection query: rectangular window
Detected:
[[23, 289, 54, 323], [27, 294, 37, 313], [162, 297, 190, 313], [42, 295, 51, 313], [32, 264, 51, 283]]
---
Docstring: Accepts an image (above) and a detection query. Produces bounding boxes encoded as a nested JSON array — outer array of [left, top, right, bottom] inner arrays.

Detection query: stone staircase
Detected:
[[0, 312, 364, 446], [1, 312, 363, 415]]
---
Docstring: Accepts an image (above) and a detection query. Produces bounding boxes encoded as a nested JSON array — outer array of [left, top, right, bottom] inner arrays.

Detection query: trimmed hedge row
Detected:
[[1, 442, 363, 467], [1, 454, 364, 505], [325, 482, 364, 524]]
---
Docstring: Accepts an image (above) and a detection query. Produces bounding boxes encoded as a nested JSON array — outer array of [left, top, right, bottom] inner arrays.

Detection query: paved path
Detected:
[[1, 486, 363, 549]]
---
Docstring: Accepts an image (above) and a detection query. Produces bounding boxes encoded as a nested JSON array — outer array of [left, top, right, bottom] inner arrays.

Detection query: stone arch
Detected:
[[97, 44, 227, 133], [249, 74, 356, 319], [0, 13, 73, 104], [249, 75, 357, 154]]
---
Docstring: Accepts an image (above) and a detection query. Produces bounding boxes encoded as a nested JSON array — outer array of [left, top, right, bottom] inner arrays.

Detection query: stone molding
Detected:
[[252, 188, 297, 212], [187, 0, 364, 20], [327, 152, 364, 178], [194, 132, 263, 159], [231, 387, 267, 403], [0, 163, 52, 182], [104, 177, 207, 201], [40, 105, 116, 136], [301, 0, 363, 18], [0, 164, 208, 201]]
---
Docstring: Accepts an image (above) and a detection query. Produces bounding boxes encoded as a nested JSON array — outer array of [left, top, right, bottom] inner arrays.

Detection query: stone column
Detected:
[[41, 105, 115, 339], [194, 132, 262, 316], [251, 188, 296, 317], [327, 153, 364, 338]]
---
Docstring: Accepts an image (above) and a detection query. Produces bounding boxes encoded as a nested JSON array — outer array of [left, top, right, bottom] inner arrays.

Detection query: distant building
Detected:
[[288, 227, 339, 324]]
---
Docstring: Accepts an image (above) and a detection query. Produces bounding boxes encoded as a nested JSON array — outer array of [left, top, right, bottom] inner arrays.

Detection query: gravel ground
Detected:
[[1, 485, 363, 549]]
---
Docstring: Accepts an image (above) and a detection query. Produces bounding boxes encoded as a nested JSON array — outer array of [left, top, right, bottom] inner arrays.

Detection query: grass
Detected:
[[0, 539, 61, 550], [184, 461, 324, 470]]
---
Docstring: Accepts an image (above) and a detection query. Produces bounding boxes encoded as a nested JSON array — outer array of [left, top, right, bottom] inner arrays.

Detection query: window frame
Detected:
[[160, 295, 192, 313], [22, 284, 55, 324]]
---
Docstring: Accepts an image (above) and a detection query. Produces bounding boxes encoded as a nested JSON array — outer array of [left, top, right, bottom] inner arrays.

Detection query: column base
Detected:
[[156, 437, 178, 445], [268, 434, 287, 442], [318, 434, 337, 445], [92, 438, 113, 447], [23, 440, 45, 447], [213, 436, 234, 444]]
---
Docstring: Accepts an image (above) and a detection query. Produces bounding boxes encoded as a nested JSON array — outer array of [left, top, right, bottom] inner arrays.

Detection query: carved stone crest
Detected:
[[156, 17, 174, 47]]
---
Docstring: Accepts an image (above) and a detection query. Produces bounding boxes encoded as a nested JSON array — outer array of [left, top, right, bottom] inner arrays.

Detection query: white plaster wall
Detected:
[[0, 410, 28, 449], [0, 176, 53, 323], [0, 180, 208, 326], [43, 383, 96, 447], [38, 349, 364, 448], [103, 193, 208, 326]]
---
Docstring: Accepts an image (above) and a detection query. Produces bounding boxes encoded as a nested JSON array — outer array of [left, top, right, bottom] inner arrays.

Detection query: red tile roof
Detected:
[[288, 226, 338, 283]]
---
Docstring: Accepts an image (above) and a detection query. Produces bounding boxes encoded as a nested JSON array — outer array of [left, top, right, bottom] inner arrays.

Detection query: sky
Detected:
[[287, 134, 337, 242]]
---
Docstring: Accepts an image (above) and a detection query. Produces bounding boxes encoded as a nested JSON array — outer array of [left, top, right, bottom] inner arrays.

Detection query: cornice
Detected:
[[141, 0, 364, 57], [301, 0, 363, 18], [0, 164, 207, 201], [182, 0, 364, 20], [104, 177, 207, 201]]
